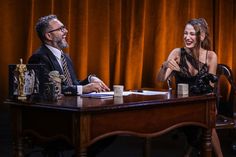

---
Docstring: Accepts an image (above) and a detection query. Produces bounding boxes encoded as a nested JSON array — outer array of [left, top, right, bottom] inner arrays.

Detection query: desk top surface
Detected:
[[4, 90, 216, 112]]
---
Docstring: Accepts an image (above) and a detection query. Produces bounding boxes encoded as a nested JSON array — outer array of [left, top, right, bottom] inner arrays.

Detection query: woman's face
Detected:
[[183, 24, 197, 49]]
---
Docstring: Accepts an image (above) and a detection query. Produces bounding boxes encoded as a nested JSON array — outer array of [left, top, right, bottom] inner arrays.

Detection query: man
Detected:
[[28, 14, 115, 156], [28, 14, 110, 95]]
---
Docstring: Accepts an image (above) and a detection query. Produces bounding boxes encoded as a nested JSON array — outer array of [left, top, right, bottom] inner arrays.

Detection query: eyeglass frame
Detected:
[[47, 25, 66, 33]]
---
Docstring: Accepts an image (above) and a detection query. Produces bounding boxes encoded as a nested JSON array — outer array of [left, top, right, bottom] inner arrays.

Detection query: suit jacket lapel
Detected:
[[42, 45, 63, 74]]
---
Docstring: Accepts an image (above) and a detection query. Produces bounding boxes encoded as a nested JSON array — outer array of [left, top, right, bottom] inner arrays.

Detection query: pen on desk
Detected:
[[133, 90, 143, 93]]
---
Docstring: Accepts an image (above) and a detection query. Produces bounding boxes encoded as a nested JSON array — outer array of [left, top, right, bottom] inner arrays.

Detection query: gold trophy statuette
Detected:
[[15, 58, 27, 100]]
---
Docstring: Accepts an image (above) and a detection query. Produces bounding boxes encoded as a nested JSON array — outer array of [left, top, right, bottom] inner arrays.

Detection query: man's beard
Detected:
[[57, 39, 68, 49]]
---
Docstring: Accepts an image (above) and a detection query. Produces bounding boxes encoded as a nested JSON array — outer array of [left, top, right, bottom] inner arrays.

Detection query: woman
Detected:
[[157, 18, 223, 157]]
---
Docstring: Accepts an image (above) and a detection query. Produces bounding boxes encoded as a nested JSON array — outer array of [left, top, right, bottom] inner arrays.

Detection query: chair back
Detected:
[[165, 64, 236, 129], [216, 64, 236, 118]]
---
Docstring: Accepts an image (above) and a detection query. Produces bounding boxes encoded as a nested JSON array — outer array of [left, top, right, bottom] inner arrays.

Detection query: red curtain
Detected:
[[0, 0, 235, 102]]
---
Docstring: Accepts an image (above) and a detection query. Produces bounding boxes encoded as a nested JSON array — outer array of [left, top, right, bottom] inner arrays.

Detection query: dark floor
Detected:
[[1, 105, 236, 157]]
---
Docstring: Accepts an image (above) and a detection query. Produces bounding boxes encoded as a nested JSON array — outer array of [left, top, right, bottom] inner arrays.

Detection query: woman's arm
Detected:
[[207, 50, 218, 86], [157, 48, 181, 81]]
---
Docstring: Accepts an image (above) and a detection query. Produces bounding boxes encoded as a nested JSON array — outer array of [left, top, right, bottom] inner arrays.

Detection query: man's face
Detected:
[[46, 19, 68, 49], [183, 24, 197, 49]]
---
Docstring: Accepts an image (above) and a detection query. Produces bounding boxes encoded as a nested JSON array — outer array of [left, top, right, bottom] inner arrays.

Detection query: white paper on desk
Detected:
[[90, 91, 133, 96], [87, 90, 168, 96], [132, 90, 168, 95]]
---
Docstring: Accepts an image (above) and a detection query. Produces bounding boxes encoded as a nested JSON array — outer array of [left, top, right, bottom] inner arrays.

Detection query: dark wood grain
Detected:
[[4, 91, 216, 157]]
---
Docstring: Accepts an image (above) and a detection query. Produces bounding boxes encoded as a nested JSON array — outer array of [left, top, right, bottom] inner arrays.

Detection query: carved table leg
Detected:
[[202, 129, 212, 157], [12, 107, 24, 157], [13, 137, 24, 157], [73, 114, 90, 157], [78, 148, 87, 157], [144, 137, 151, 157]]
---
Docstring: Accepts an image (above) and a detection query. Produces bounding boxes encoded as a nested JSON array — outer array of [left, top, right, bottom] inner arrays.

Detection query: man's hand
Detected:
[[83, 76, 110, 93]]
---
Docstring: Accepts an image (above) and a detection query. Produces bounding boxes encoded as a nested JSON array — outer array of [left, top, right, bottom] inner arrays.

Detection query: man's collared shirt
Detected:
[[45, 44, 63, 70]]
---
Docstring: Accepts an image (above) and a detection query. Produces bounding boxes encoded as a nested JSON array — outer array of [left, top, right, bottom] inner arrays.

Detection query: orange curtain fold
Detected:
[[0, 0, 235, 102]]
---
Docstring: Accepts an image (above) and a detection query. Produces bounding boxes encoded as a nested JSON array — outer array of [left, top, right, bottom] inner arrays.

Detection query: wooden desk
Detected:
[[5, 92, 216, 157]]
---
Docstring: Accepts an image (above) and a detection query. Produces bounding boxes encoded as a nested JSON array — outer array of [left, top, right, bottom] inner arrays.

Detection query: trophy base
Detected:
[[18, 96, 27, 100]]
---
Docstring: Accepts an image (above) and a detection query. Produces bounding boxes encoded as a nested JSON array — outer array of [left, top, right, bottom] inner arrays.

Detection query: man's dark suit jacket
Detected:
[[28, 44, 90, 95]]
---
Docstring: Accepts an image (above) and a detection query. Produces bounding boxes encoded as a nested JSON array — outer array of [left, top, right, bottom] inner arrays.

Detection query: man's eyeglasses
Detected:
[[47, 26, 66, 33]]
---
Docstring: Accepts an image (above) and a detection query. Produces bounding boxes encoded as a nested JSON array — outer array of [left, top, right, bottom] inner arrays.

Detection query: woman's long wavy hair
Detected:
[[185, 18, 211, 61]]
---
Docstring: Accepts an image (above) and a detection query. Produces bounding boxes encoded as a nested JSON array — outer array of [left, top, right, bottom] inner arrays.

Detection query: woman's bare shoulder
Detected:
[[168, 48, 181, 59], [207, 50, 217, 61], [172, 48, 181, 53], [207, 50, 217, 71]]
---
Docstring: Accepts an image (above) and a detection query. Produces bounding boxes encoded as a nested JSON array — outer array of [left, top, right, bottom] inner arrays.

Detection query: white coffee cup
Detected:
[[77, 85, 83, 95], [113, 85, 124, 97], [177, 83, 189, 95], [77, 96, 83, 107], [114, 96, 123, 104]]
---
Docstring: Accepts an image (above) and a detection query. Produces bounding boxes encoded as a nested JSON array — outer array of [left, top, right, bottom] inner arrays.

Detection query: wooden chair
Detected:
[[215, 64, 236, 153], [165, 64, 236, 155], [166, 63, 236, 129], [215, 64, 236, 130]]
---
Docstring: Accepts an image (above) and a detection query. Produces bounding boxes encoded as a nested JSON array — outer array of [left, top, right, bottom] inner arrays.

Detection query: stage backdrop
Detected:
[[0, 0, 235, 102]]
